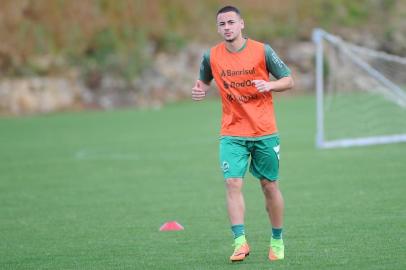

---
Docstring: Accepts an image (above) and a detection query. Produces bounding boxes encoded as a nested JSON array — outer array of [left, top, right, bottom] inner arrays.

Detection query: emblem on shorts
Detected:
[[221, 161, 230, 172], [273, 145, 280, 160]]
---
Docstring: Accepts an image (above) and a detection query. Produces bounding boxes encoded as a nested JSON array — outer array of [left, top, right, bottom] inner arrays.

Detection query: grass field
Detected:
[[323, 91, 406, 141], [1, 95, 405, 269]]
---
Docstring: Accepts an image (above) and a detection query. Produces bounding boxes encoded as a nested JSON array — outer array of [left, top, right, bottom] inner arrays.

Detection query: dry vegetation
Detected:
[[0, 0, 404, 79]]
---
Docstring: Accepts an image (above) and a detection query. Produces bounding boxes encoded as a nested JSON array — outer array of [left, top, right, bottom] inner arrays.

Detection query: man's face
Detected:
[[217, 11, 244, 42]]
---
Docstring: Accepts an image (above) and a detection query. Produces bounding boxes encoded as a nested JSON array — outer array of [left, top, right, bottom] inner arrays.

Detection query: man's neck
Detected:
[[225, 36, 246, 53]]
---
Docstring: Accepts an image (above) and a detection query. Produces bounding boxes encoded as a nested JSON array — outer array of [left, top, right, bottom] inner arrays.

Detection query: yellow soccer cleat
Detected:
[[268, 238, 284, 261]]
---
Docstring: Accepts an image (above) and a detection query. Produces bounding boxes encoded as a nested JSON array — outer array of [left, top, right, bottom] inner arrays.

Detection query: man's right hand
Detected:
[[192, 80, 208, 101]]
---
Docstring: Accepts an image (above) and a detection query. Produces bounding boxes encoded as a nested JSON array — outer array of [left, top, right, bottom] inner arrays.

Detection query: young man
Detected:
[[192, 6, 294, 262]]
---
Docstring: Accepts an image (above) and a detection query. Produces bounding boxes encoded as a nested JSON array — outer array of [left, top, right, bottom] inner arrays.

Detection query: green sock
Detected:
[[231, 224, 245, 239], [272, 227, 283, 240]]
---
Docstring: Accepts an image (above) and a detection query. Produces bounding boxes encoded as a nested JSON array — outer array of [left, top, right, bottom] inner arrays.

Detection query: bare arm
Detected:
[[253, 76, 294, 93]]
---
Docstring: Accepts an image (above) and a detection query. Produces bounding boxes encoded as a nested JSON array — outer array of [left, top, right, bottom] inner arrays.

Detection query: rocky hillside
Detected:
[[0, 0, 405, 114]]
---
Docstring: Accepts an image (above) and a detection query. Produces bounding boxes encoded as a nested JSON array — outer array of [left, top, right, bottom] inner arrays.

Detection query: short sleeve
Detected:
[[199, 49, 213, 83], [265, 44, 291, 79]]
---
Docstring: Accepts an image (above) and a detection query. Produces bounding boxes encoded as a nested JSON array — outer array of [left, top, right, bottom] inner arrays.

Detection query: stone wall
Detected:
[[0, 77, 87, 114], [0, 42, 315, 115]]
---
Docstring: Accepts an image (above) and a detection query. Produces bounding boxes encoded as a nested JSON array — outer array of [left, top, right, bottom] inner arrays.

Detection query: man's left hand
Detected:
[[252, 80, 273, 92]]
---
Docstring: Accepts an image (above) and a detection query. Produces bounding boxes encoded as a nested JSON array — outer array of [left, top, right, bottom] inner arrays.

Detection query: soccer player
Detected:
[[192, 5, 294, 262]]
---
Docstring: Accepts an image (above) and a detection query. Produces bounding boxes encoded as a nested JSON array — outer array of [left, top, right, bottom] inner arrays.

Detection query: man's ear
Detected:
[[240, 19, 245, 30]]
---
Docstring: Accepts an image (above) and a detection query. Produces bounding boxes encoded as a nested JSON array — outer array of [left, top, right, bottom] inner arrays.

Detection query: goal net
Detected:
[[312, 28, 406, 149]]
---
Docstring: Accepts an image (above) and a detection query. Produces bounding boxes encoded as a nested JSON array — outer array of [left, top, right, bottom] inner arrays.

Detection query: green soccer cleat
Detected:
[[268, 238, 284, 261], [230, 241, 250, 262], [230, 236, 250, 262]]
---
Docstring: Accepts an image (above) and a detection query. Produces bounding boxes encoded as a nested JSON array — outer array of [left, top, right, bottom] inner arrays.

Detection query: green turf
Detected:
[[1, 95, 405, 269], [323, 91, 406, 140]]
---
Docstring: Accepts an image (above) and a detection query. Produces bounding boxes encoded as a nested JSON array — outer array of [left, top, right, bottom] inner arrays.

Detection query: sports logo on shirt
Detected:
[[226, 93, 259, 103], [222, 79, 255, 90], [271, 51, 286, 69], [221, 67, 256, 77]]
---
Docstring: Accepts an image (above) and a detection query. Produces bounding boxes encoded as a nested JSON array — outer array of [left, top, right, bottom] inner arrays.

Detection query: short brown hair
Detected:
[[216, 6, 241, 18]]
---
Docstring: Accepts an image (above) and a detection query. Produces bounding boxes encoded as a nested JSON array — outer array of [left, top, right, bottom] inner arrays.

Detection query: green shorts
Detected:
[[219, 135, 280, 181]]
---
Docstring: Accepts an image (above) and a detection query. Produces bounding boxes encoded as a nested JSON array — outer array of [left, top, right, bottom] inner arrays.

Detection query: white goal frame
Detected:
[[312, 28, 406, 149]]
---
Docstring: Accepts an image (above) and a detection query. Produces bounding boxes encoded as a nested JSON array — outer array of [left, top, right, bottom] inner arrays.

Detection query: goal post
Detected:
[[312, 28, 406, 149]]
